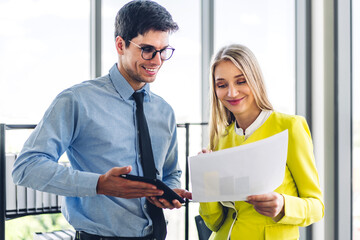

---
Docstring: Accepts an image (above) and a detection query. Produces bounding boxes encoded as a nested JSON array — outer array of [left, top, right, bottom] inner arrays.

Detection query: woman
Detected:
[[199, 44, 324, 240]]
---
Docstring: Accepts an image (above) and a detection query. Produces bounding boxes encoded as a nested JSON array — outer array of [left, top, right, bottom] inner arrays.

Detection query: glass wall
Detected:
[[214, 0, 295, 114], [353, 0, 359, 238], [0, 0, 90, 124], [0, 0, 90, 239]]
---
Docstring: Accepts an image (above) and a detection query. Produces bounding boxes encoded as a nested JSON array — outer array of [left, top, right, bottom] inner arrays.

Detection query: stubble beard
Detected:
[[126, 65, 156, 86]]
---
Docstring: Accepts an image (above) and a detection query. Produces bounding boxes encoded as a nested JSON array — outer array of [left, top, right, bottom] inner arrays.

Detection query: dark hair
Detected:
[[114, 0, 179, 47]]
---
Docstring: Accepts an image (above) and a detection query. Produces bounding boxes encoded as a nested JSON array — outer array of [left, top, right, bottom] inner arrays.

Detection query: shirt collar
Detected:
[[109, 63, 152, 102], [235, 110, 273, 139]]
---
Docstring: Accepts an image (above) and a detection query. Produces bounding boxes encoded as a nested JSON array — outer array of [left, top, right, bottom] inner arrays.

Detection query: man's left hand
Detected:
[[146, 189, 192, 209]]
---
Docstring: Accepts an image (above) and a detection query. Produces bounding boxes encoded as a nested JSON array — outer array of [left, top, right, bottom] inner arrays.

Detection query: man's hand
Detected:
[[246, 192, 285, 219], [146, 188, 192, 210], [96, 166, 164, 199]]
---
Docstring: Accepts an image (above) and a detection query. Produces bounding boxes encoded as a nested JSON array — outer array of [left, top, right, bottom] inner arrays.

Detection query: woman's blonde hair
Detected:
[[209, 44, 273, 150]]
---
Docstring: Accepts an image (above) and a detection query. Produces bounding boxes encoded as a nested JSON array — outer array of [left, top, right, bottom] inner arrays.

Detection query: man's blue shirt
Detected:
[[12, 64, 181, 237]]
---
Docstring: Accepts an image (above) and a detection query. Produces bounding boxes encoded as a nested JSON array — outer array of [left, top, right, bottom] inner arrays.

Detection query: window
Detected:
[[0, 1, 89, 239], [353, 0, 360, 238], [0, 0, 90, 124], [214, 0, 295, 114]]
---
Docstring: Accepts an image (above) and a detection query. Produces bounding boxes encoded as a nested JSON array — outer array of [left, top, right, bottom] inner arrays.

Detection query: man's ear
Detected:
[[115, 36, 125, 55]]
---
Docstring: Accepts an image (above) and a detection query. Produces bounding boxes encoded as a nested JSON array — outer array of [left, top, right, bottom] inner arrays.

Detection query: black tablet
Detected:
[[119, 174, 185, 204]]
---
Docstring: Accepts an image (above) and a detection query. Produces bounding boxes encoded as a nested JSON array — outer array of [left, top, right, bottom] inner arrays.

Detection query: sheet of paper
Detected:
[[188, 130, 288, 202]]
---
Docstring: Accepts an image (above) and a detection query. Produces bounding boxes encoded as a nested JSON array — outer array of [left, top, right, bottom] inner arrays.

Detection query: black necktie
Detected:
[[133, 91, 167, 240]]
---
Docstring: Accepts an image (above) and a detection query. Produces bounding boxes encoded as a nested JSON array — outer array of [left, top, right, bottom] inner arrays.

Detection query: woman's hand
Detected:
[[246, 192, 285, 219], [198, 148, 212, 154]]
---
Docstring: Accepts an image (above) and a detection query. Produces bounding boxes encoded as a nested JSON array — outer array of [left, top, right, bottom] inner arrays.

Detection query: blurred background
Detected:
[[0, 0, 358, 239]]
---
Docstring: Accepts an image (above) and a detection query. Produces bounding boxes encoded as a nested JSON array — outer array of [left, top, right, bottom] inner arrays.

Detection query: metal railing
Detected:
[[176, 123, 208, 240]]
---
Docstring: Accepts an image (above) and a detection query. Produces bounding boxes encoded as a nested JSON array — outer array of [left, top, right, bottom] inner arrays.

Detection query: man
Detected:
[[12, 1, 191, 239]]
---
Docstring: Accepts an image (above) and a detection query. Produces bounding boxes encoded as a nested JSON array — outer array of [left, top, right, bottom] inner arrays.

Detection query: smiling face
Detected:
[[214, 60, 260, 126], [116, 30, 170, 90]]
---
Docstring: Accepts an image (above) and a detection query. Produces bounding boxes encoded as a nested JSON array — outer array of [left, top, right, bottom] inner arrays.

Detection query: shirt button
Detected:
[[144, 204, 147, 209], [139, 154, 141, 158], [232, 212, 237, 220]]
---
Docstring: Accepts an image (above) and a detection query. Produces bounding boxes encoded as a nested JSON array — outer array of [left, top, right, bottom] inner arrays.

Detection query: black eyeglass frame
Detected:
[[129, 40, 175, 61]]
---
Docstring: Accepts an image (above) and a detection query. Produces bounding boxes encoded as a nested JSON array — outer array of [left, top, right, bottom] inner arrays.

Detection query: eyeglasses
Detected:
[[129, 40, 175, 61]]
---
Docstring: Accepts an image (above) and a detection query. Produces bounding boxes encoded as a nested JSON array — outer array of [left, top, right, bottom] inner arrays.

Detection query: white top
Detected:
[[234, 110, 273, 140]]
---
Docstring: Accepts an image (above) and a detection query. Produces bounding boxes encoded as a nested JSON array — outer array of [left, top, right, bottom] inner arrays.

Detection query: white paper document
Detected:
[[188, 130, 288, 202]]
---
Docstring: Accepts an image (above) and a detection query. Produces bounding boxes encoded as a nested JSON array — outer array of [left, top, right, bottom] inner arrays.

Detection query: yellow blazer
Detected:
[[199, 112, 324, 240]]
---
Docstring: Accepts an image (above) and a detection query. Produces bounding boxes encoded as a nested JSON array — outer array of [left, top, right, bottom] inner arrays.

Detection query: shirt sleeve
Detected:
[[276, 116, 324, 226], [12, 89, 100, 197]]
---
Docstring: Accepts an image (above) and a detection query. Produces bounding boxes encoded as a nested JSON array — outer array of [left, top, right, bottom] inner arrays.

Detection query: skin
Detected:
[[203, 60, 284, 219], [97, 30, 192, 209], [214, 60, 260, 131], [115, 30, 169, 91]]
